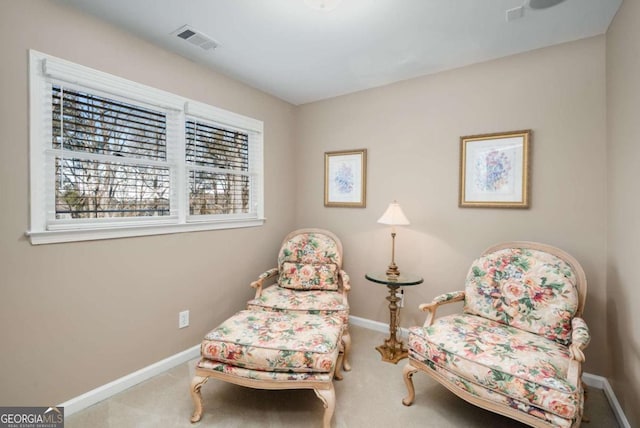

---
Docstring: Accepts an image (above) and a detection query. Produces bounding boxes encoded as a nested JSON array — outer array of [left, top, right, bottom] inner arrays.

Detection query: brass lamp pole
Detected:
[[387, 230, 399, 276]]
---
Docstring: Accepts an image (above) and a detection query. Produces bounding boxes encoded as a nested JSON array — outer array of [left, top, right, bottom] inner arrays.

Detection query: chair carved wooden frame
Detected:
[[191, 357, 344, 428], [247, 228, 352, 371], [402, 242, 590, 428]]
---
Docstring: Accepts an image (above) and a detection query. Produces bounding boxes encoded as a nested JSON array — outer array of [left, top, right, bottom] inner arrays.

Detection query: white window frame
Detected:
[[27, 50, 264, 245]]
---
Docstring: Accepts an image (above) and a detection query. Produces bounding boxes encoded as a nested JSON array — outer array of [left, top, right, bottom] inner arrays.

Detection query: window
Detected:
[[185, 120, 250, 217], [28, 50, 264, 244], [52, 85, 171, 220]]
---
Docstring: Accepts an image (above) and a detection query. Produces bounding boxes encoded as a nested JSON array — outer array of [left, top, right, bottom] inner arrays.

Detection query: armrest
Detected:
[[250, 268, 279, 299], [339, 270, 351, 292], [567, 317, 590, 388], [569, 317, 590, 360], [338, 270, 351, 306], [418, 291, 465, 327]]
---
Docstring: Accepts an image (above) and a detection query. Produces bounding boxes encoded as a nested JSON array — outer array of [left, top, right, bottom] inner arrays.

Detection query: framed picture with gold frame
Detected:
[[459, 130, 531, 208], [324, 149, 367, 208]]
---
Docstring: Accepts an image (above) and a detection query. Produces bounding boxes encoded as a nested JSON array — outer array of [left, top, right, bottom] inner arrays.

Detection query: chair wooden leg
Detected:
[[190, 375, 209, 423], [341, 329, 352, 372], [334, 340, 344, 381], [314, 385, 336, 428], [582, 380, 590, 423], [402, 363, 419, 406]]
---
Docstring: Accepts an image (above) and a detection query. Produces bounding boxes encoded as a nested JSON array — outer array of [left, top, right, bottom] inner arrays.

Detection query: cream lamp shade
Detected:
[[377, 201, 410, 226]]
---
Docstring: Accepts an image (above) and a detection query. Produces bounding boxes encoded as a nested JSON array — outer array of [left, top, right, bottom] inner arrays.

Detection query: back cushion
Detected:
[[463, 248, 578, 344], [277, 232, 341, 291], [278, 232, 341, 266], [279, 262, 338, 291]]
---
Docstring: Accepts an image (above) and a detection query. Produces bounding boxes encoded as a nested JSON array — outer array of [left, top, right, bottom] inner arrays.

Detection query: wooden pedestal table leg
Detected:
[[190, 375, 209, 423], [314, 384, 336, 428], [402, 363, 419, 406], [375, 285, 408, 363]]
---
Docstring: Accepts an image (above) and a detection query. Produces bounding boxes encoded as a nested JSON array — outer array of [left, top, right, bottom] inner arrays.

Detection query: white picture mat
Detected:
[[463, 136, 524, 203], [327, 153, 364, 203]]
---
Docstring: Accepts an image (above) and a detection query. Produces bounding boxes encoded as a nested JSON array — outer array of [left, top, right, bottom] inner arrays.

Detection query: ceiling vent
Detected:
[[172, 25, 219, 51]]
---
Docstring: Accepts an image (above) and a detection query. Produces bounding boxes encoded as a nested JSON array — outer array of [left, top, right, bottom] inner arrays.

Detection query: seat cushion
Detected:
[[417, 356, 579, 428], [464, 248, 579, 344], [201, 310, 342, 373], [247, 285, 349, 324], [197, 359, 333, 383], [409, 313, 580, 420]]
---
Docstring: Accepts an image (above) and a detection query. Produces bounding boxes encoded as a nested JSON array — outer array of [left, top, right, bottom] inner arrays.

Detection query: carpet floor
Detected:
[[66, 324, 619, 427]]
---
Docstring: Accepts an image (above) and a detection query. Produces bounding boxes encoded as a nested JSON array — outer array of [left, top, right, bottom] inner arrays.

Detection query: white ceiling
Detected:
[[58, 0, 622, 105]]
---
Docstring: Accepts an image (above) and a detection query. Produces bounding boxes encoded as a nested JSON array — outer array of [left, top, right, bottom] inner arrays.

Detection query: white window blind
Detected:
[[28, 50, 264, 244], [185, 119, 251, 216], [52, 85, 172, 220]]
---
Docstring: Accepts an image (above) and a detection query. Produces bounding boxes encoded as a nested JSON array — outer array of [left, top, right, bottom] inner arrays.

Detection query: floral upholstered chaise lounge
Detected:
[[190, 229, 350, 427], [247, 228, 352, 370], [402, 241, 590, 428]]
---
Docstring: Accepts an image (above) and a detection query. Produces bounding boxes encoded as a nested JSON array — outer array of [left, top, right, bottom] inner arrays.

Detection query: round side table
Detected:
[[365, 272, 423, 363]]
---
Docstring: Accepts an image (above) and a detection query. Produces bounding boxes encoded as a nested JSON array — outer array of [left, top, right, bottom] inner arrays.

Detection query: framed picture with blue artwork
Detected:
[[459, 130, 531, 208], [324, 149, 367, 207]]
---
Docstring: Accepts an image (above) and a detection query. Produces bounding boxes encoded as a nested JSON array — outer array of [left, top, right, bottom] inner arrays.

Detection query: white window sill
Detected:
[[26, 218, 266, 245]]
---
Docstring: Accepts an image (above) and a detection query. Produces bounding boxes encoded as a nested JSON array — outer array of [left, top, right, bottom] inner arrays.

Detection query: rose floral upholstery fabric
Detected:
[[408, 314, 582, 426], [411, 352, 579, 428], [277, 233, 342, 291], [248, 229, 349, 327], [248, 229, 352, 374], [201, 310, 343, 373], [463, 248, 579, 345], [197, 358, 334, 383], [279, 262, 338, 291], [247, 285, 349, 324], [278, 232, 342, 267], [403, 243, 589, 428]]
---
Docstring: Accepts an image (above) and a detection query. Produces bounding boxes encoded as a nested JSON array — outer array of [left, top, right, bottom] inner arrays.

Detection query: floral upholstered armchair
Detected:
[[247, 229, 352, 370], [402, 242, 590, 428]]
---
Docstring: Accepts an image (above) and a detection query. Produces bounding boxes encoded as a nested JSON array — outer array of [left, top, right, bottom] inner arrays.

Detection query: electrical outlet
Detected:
[[179, 310, 190, 329], [396, 289, 404, 308]]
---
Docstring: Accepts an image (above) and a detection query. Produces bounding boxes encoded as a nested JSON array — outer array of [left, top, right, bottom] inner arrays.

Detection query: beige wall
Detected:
[[606, 0, 640, 425], [295, 36, 609, 376], [0, 1, 296, 405]]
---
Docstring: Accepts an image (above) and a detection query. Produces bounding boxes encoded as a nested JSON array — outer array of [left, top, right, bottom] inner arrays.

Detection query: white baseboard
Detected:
[[58, 316, 631, 428], [583, 373, 631, 428], [59, 344, 200, 416], [58, 316, 384, 416], [349, 314, 409, 337], [349, 315, 630, 428]]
